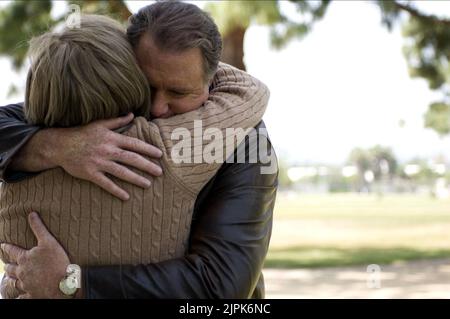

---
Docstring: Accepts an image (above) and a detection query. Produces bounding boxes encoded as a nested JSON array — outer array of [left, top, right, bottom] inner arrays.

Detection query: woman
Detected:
[[0, 14, 269, 298]]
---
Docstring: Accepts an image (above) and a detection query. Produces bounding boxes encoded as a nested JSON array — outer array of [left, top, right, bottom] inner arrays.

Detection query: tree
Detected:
[[0, 1, 449, 135], [0, 0, 131, 71], [205, 0, 331, 71], [347, 145, 398, 192], [205, 0, 450, 136], [347, 147, 372, 192], [368, 145, 398, 180], [0, 0, 131, 95]]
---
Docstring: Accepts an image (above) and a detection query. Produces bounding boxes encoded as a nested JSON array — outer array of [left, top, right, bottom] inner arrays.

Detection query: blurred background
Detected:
[[1, 0, 450, 298]]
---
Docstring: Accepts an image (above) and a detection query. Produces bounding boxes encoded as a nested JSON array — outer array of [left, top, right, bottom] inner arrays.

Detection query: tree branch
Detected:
[[394, 1, 450, 25]]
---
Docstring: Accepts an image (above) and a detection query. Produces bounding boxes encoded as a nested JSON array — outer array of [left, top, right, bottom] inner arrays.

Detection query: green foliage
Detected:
[[377, 1, 450, 137], [270, 0, 331, 49], [424, 102, 450, 136], [0, 0, 131, 70], [348, 147, 372, 174], [373, 0, 402, 31], [1, 1, 449, 135], [207, 0, 450, 136], [347, 145, 398, 185], [205, 0, 283, 36], [206, 0, 330, 50], [402, 15, 450, 92], [69, 0, 131, 21], [368, 145, 398, 178], [0, 0, 57, 69]]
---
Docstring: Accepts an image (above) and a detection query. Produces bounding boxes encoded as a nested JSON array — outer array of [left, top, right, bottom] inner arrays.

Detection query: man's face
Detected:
[[134, 34, 210, 119]]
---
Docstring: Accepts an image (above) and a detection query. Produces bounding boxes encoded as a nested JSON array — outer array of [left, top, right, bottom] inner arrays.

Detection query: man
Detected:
[[0, 1, 278, 298]]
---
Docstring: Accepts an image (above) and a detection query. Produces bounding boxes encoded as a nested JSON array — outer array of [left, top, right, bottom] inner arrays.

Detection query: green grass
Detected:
[[265, 193, 450, 268], [265, 246, 450, 268], [2, 194, 449, 271]]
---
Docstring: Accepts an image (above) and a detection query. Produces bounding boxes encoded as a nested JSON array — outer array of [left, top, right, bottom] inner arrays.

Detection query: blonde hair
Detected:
[[25, 14, 150, 127]]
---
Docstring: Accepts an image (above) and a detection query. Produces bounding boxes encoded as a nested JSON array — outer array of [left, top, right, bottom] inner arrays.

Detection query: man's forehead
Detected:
[[136, 34, 205, 86], [138, 35, 197, 64], [146, 68, 201, 92]]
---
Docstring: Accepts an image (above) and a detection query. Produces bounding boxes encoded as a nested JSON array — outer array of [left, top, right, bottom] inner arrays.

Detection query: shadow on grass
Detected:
[[264, 246, 450, 269]]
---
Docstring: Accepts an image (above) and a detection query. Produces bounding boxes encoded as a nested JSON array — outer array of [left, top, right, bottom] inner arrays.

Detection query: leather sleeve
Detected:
[[83, 122, 278, 299], [0, 103, 40, 182]]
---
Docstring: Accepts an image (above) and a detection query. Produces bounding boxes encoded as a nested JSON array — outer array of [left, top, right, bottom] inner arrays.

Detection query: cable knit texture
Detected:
[[0, 63, 269, 295]]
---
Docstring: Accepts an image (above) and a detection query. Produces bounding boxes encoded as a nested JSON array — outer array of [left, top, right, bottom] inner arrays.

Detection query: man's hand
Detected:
[[1, 212, 73, 299], [11, 113, 163, 201]]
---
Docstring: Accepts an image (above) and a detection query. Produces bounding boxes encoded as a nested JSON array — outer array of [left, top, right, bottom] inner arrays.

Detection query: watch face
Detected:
[[59, 264, 81, 296], [66, 276, 78, 290], [59, 280, 77, 296]]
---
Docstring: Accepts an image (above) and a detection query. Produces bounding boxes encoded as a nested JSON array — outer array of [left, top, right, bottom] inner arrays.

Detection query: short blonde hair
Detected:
[[25, 14, 150, 127]]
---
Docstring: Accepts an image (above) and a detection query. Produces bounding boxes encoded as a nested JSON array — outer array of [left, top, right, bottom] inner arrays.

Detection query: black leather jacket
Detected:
[[0, 103, 278, 298]]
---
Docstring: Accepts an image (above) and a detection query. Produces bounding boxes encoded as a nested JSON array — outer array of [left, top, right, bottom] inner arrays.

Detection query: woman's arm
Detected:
[[143, 63, 270, 195]]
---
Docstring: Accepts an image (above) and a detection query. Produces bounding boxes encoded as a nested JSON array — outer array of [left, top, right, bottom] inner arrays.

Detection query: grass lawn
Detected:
[[1, 193, 449, 272], [265, 193, 450, 268]]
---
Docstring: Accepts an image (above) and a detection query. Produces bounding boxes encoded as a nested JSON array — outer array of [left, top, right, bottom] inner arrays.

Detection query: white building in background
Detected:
[[435, 178, 450, 199]]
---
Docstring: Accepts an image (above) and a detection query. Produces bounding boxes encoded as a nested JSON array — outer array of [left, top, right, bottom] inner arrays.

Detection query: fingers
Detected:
[[118, 135, 163, 159], [112, 150, 162, 177], [28, 212, 52, 245], [91, 173, 130, 201], [16, 293, 31, 299], [14, 278, 25, 292], [99, 113, 134, 130], [4, 264, 18, 278], [1, 243, 26, 265], [102, 162, 152, 189], [7, 276, 24, 292], [1, 275, 23, 299]]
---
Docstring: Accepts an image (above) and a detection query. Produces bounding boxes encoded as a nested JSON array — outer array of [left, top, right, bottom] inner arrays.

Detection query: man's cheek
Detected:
[[189, 93, 209, 110], [199, 90, 209, 105], [172, 100, 201, 114]]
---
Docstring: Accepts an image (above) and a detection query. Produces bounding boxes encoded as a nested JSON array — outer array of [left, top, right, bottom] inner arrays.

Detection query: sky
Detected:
[[1, 0, 449, 165]]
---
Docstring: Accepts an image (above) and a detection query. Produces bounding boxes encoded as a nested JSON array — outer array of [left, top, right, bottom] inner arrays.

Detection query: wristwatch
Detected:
[[59, 264, 81, 298]]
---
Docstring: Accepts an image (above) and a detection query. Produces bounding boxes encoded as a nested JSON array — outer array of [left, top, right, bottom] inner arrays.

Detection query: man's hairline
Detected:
[[132, 32, 217, 85]]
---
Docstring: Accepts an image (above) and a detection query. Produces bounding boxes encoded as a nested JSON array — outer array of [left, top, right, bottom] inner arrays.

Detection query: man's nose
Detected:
[[151, 92, 170, 118]]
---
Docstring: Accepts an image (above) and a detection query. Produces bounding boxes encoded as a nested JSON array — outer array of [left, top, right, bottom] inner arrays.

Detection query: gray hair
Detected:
[[127, 1, 222, 82], [25, 14, 151, 127]]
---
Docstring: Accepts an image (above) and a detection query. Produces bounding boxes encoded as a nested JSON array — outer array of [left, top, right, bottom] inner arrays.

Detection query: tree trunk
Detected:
[[221, 26, 247, 71]]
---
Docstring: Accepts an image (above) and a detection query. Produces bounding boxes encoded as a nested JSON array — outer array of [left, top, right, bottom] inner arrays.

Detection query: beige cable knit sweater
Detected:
[[0, 63, 269, 276]]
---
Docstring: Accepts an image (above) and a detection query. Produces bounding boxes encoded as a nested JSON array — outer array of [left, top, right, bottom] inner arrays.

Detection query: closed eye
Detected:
[[169, 90, 188, 97]]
